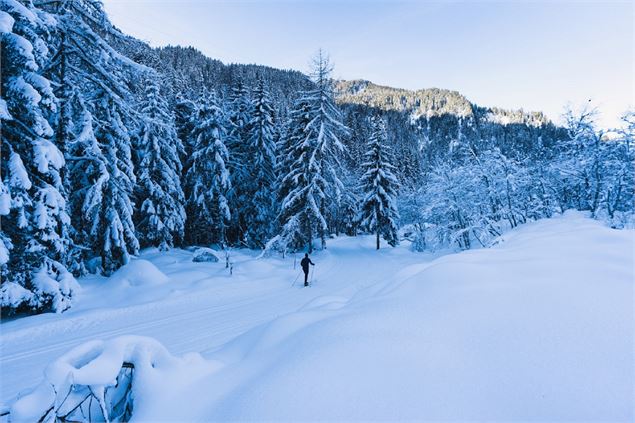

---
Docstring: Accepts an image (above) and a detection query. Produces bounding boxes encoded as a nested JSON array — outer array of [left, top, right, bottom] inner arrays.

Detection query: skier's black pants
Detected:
[[303, 270, 309, 286]]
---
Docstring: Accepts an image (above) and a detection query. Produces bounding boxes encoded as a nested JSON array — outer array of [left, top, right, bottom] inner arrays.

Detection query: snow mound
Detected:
[[109, 259, 169, 287], [300, 295, 349, 311]]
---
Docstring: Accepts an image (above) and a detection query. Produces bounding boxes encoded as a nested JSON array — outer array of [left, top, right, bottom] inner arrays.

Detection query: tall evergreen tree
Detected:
[[274, 113, 296, 211], [278, 99, 318, 252], [336, 170, 361, 236], [243, 78, 277, 248], [277, 51, 347, 252], [135, 77, 186, 250], [225, 81, 252, 244], [359, 116, 400, 249], [38, 0, 142, 275], [78, 90, 139, 275], [174, 92, 196, 156], [0, 0, 79, 314], [38, 0, 136, 167], [185, 90, 231, 247]]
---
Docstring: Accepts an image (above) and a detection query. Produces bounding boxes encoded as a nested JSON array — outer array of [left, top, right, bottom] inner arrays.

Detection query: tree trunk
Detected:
[[308, 230, 313, 253], [376, 204, 381, 250]]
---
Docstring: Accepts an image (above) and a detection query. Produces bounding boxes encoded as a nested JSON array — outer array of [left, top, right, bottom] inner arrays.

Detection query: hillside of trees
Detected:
[[1, 0, 633, 316]]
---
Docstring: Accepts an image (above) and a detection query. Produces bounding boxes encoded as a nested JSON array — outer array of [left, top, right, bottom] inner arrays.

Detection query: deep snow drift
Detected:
[[2, 212, 633, 421]]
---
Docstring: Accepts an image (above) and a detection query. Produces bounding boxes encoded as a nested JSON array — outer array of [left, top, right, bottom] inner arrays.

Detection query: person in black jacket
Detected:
[[300, 253, 315, 287]]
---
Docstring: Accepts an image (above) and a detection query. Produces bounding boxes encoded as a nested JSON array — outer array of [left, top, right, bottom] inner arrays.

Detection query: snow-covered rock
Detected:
[[192, 247, 220, 263], [109, 259, 169, 287]]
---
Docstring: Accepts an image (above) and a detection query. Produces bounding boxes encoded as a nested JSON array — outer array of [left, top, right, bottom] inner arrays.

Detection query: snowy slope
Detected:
[[2, 213, 633, 421], [1, 232, 431, 405]]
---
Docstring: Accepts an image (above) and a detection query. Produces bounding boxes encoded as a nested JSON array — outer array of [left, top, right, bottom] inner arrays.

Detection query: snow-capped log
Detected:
[[8, 336, 185, 423]]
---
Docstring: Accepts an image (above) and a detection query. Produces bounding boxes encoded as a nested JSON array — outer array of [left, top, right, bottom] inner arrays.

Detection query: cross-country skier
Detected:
[[300, 253, 315, 287]]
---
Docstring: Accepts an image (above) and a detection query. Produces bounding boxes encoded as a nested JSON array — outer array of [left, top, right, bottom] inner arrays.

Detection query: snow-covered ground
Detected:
[[2, 212, 633, 421]]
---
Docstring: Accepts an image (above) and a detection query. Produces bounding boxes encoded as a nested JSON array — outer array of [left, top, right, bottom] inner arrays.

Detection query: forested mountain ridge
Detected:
[[335, 79, 565, 166], [336, 79, 550, 126], [115, 37, 567, 167], [120, 42, 313, 110], [133, 43, 567, 175], [337, 79, 474, 117], [128, 42, 561, 151]]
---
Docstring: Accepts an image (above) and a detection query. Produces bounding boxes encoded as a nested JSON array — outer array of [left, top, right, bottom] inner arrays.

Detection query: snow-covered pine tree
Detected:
[[225, 81, 253, 244], [243, 78, 277, 248], [66, 98, 105, 245], [37, 0, 137, 170], [77, 90, 140, 275], [270, 113, 293, 250], [35, 0, 143, 275], [336, 170, 361, 236], [359, 115, 400, 249], [0, 0, 79, 315], [0, 179, 10, 286], [185, 90, 232, 247], [277, 98, 319, 252], [174, 92, 196, 156], [227, 81, 252, 148], [277, 51, 347, 253], [135, 76, 186, 250], [274, 112, 296, 211]]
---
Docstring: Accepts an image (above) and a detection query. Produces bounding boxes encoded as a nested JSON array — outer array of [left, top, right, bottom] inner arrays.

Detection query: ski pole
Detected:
[[310, 265, 316, 286]]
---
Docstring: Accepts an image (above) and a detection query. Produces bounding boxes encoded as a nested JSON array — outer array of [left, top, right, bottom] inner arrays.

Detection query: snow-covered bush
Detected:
[[0, 282, 34, 311], [0, 260, 80, 315], [405, 107, 635, 252], [9, 336, 180, 423], [30, 261, 81, 313], [257, 234, 292, 258]]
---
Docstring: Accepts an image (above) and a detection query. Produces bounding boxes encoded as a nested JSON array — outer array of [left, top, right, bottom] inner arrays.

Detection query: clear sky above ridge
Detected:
[[103, 0, 633, 129]]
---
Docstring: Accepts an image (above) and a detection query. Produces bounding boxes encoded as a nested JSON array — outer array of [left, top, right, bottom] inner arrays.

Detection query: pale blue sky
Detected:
[[103, 0, 633, 128]]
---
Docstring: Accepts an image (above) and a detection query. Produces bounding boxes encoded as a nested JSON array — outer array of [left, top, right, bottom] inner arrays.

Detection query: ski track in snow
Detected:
[[0, 235, 422, 404]]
